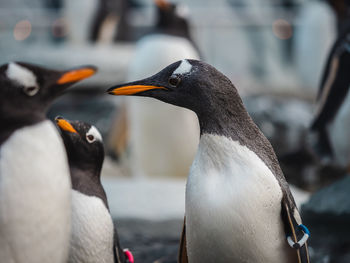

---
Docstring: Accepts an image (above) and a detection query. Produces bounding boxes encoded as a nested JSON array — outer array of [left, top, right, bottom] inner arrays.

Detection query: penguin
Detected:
[[0, 62, 96, 263], [107, 59, 310, 263], [55, 116, 133, 263], [310, 26, 350, 167], [127, 0, 200, 80], [153, 0, 198, 48], [115, 0, 200, 178]]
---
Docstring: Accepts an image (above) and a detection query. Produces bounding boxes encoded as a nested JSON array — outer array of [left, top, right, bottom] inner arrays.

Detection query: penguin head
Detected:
[[155, 0, 190, 35], [55, 116, 104, 172], [107, 59, 241, 119], [0, 62, 96, 121]]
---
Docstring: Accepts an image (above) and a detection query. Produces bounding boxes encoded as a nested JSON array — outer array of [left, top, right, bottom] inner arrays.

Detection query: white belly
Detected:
[[126, 35, 200, 177], [186, 134, 295, 263], [69, 190, 114, 263], [0, 120, 71, 263]]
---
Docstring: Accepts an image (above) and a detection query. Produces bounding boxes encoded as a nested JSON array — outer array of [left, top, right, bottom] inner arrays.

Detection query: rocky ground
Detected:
[[115, 219, 183, 263]]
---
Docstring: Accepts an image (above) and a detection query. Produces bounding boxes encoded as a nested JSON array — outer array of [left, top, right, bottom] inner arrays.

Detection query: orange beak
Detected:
[[155, 0, 171, 10], [57, 67, 96, 85], [55, 117, 77, 133], [108, 85, 167, 95]]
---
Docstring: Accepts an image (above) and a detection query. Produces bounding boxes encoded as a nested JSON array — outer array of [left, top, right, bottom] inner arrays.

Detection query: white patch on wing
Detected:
[[172, 59, 192, 75], [6, 63, 38, 88], [186, 133, 296, 263], [293, 208, 302, 225], [86, 126, 103, 142], [315, 56, 339, 117]]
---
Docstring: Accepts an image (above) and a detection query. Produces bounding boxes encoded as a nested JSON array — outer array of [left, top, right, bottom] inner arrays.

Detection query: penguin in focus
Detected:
[[55, 117, 133, 263], [0, 62, 96, 263], [310, 21, 350, 167], [117, 0, 200, 177], [107, 59, 310, 263]]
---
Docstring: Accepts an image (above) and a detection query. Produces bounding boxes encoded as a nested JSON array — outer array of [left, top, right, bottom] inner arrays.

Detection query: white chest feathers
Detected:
[[0, 120, 71, 263], [69, 190, 115, 263], [186, 134, 295, 263]]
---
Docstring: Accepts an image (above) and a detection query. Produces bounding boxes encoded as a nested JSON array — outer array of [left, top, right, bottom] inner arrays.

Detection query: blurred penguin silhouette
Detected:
[[310, 0, 350, 169], [89, 0, 142, 42], [109, 0, 200, 177]]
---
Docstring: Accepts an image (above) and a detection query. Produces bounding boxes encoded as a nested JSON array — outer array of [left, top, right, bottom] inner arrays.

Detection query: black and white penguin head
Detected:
[[108, 59, 241, 118], [155, 0, 190, 36], [55, 116, 104, 171], [0, 62, 96, 120]]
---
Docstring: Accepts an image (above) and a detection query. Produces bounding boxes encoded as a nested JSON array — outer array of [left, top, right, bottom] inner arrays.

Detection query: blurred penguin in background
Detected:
[[89, 0, 121, 42], [55, 117, 133, 263], [278, 1, 350, 189], [294, 0, 336, 90], [89, 0, 143, 43], [0, 62, 96, 263], [310, 0, 350, 169], [110, 0, 200, 177]]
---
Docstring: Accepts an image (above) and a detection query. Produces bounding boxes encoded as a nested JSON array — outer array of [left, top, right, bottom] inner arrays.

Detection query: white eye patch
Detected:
[[86, 125, 103, 143], [172, 59, 192, 75], [6, 62, 39, 89]]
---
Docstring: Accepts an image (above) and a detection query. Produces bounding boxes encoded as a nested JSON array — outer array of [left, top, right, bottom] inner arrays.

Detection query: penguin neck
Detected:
[[70, 161, 102, 178], [0, 112, 46, 146], [196, 96, 285, 194], [69, 165, 109, 209], [197, 98, 257, 143]]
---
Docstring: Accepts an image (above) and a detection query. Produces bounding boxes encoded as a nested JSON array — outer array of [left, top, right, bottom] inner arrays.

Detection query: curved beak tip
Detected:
[[106, 87, 116, 95]]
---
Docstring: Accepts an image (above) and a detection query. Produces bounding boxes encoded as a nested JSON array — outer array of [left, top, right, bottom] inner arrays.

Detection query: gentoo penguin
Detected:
[[55, 117, 133, 263], [0, 62, 96, 263], [310, 26, 350, 167], [107, 59, 310, 263], [117, 0, 200, 177], [153, 0, 198, 48]]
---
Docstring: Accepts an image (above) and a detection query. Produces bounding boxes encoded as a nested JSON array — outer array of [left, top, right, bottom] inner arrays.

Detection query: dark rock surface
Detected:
[[302, 175, 350, 221], [301, 175, 350, 262], [115, 219, 183, 263]]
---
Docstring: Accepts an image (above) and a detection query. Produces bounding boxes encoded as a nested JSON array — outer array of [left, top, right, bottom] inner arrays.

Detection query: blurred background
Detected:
[[1, 0, 349, 262]]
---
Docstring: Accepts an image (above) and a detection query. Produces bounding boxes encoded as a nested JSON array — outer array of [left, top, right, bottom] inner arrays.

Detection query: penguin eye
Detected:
[[86, 134, 96, 143], [168, 75, 181, 87], [86, 134, 95, 143], [23, 85, 40, 96]]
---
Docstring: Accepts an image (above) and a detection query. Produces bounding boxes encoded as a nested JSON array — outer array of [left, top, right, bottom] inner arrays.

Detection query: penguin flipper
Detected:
[[281, 199, 310, 263], [312, 37, 350, 131], [178, 218, 188, 263]]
